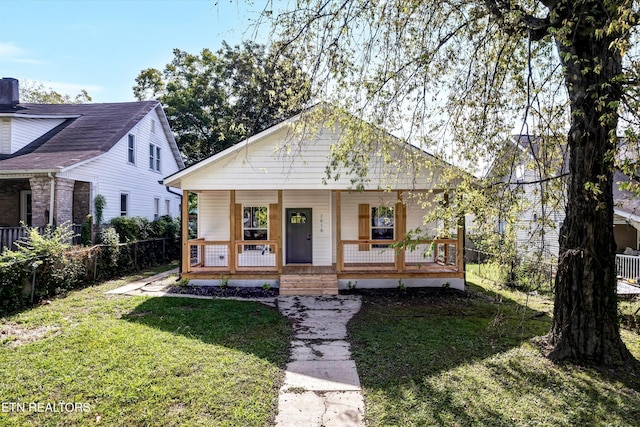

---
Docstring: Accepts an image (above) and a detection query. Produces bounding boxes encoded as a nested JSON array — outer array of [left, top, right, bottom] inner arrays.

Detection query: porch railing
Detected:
[[339, 238, 459, 272], [0, 225, 82, 252], [616, 254, 640, 280], [187, 239, 279, 272]]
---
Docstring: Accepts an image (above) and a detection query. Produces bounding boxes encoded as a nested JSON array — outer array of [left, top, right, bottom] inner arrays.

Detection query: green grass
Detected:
[[0, 264, 291, 426], [349, 272, 640, 426]]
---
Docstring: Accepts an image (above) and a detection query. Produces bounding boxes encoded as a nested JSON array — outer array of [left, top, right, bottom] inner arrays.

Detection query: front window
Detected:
[[372, 206, 394, 248], [243, 207, 268, 240]]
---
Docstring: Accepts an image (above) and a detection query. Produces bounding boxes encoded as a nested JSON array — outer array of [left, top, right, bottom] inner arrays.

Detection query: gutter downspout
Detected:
[[158, 180, 182, 199], [47, 172, 55, 225]]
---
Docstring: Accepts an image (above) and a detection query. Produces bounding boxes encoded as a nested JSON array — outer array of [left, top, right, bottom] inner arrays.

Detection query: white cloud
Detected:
[[0, 42, 43, 64]]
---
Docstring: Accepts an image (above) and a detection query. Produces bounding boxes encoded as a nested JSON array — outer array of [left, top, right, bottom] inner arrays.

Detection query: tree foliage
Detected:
[[20, 80, 92, 104], [266, 0, 640, 367], [133, 41, 311, 165]]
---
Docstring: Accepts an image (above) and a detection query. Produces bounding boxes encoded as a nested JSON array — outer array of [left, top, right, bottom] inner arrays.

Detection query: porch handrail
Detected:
[[1, 224, 83, 252], [616, 254, 640, 280], [338, 238, 459, 272]]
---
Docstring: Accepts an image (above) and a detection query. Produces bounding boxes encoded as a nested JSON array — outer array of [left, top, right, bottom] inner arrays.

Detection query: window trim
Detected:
[[149, 143, 161, 172], [371, 206, 394, 248], [120, 193, 129, 217], [154, 197, 160, 220], [127, 134, 136, 165], [243, 206, 268, 242]]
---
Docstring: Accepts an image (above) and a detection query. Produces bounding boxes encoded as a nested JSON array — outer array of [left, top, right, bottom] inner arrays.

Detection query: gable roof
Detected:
[[164, 105, 464, 190], [0, 101, 184, 173]]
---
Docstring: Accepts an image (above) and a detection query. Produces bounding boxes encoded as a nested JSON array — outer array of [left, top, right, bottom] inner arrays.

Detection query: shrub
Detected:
[[81, 214, 93, 246], [0, 223, 85, 314], [94, 194, 106, 225], [96, 227, 120, 278]]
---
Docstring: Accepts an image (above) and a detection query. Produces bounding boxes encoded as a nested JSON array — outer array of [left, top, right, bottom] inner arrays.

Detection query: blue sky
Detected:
[[0, 0, 274, 103]]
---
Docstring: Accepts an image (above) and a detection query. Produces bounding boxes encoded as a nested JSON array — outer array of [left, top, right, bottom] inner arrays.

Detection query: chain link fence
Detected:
[[465, 247, 556, 293]]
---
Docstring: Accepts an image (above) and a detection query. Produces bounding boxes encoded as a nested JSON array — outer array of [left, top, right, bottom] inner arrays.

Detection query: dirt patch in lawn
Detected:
[[0, 323, 60, 348]]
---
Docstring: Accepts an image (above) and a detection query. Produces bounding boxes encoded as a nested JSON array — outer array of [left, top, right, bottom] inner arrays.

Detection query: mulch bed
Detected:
[[167, 285, 279, 298]]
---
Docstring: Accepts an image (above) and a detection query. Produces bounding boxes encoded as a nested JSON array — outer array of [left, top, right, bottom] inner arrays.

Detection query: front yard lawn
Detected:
[[0, 266, 291, 426], [348, 273, 640, 426]]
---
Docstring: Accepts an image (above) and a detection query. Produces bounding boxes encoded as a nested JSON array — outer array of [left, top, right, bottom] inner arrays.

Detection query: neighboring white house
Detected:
[[487, 134, 640, 260], [164, 106, 466, 295], [0, 78, 185, 229]]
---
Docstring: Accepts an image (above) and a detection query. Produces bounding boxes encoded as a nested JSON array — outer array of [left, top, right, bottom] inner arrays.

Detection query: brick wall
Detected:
[[73, 181, 91, 224], [54, 178, 75, 225], [29, 176, 52, 227]]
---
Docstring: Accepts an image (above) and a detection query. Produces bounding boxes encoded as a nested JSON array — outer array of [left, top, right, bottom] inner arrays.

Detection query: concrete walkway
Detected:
[[275, 295, 365, 427], [106, 268, 179, 295]]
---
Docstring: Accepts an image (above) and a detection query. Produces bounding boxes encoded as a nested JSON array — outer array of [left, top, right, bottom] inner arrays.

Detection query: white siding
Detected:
[[404, 191, 440, 235], [10, 118, 66, 153], [62, 108, 182, 222], [198, 191, 230, 240], [283, 190, 332, 266], [236, 190, 278, 206], [0, 118, 10, 154], [177, 125, 447, 191]]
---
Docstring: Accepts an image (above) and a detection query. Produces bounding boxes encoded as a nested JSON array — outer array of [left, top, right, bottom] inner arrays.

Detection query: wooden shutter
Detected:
[[358, 204, 370, 251], [269, 204, 279, 253], [235, 204, 243, 253]]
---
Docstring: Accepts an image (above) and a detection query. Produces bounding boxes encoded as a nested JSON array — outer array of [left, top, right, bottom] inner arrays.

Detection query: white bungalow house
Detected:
[[0, 78, 185, 237], [164, 107, 466, 295]]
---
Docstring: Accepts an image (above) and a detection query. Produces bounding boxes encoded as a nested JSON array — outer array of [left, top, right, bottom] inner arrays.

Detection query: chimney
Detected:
[[0, 78, 19, 107]]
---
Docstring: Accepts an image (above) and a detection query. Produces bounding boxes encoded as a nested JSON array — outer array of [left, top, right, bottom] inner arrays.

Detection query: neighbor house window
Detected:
[[120, 193, 129, 216], [151, 119, 156, 134], [243, 207, 268, 241], [127, 134, 135, 164], [149, 144, 161, 172], [154, 197, 160, 220], [372, 206, 394, 248], [165, 199, 170, 216]]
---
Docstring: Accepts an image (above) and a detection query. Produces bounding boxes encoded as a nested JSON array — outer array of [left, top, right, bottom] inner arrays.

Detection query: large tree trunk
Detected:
[[548, 4, 634, 365]]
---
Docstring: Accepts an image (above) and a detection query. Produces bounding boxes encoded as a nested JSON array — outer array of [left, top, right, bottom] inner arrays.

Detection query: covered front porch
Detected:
[[179, 189, 464, 292]]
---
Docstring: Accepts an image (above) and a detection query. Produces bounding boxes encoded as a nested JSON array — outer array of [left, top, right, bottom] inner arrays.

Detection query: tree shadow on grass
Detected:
[[348, 288, 640, 426], [122, 296, 291, 367]]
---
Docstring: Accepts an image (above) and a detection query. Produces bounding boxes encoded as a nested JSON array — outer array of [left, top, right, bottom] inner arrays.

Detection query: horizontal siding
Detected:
[[11, 118, 66, 153], [199, 191, 229, 240], [179, 126, 446, 191], [405, 191, 439, 235], [63, 109, 182, 222], [236, 190, 278, 205]]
